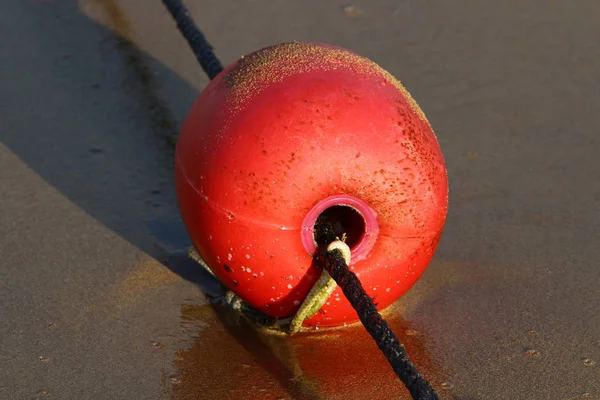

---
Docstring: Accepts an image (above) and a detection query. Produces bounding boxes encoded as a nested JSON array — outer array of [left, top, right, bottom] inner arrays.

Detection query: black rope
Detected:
[[314, 220, 438, 400], [161, 0, 223, 79], [316, 247, 439, 400]]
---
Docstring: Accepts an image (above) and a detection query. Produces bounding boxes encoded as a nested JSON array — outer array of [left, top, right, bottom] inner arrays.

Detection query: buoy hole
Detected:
[[313, 205, 366, 249]]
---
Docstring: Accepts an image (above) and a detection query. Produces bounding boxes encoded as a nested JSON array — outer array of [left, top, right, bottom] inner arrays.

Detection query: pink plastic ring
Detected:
[[300, 194, 379, 265]]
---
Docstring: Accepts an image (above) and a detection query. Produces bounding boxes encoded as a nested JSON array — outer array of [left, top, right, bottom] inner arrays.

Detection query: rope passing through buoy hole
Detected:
[[162, 0, 440, 398], [314, 227, 439, 400]]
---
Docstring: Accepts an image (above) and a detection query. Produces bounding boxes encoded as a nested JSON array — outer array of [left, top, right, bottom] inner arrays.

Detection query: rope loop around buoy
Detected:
[[162, 0, 439, 397]]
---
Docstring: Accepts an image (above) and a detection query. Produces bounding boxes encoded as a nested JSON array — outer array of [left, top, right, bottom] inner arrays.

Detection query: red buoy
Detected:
[[175, 42, 448, 327]]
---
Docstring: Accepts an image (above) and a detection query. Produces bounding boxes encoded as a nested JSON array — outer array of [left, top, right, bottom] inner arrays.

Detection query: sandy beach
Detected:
[[1, 1, 599, 399]]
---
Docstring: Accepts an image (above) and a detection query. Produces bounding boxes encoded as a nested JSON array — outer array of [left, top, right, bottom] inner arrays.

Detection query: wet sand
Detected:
[[1, 0, 599, 399]]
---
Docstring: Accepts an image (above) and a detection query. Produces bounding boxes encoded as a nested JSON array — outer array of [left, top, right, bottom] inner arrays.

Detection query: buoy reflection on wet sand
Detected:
[[167, 302, 450, 400]]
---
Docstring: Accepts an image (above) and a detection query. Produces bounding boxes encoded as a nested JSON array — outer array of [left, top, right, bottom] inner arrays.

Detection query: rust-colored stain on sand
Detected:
[[113, 255, 180, 307]]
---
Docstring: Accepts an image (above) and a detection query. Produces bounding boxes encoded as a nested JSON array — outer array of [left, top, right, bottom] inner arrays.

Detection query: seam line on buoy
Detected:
[[177, 154, 298, 230], [179, 156, 443, 240]]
